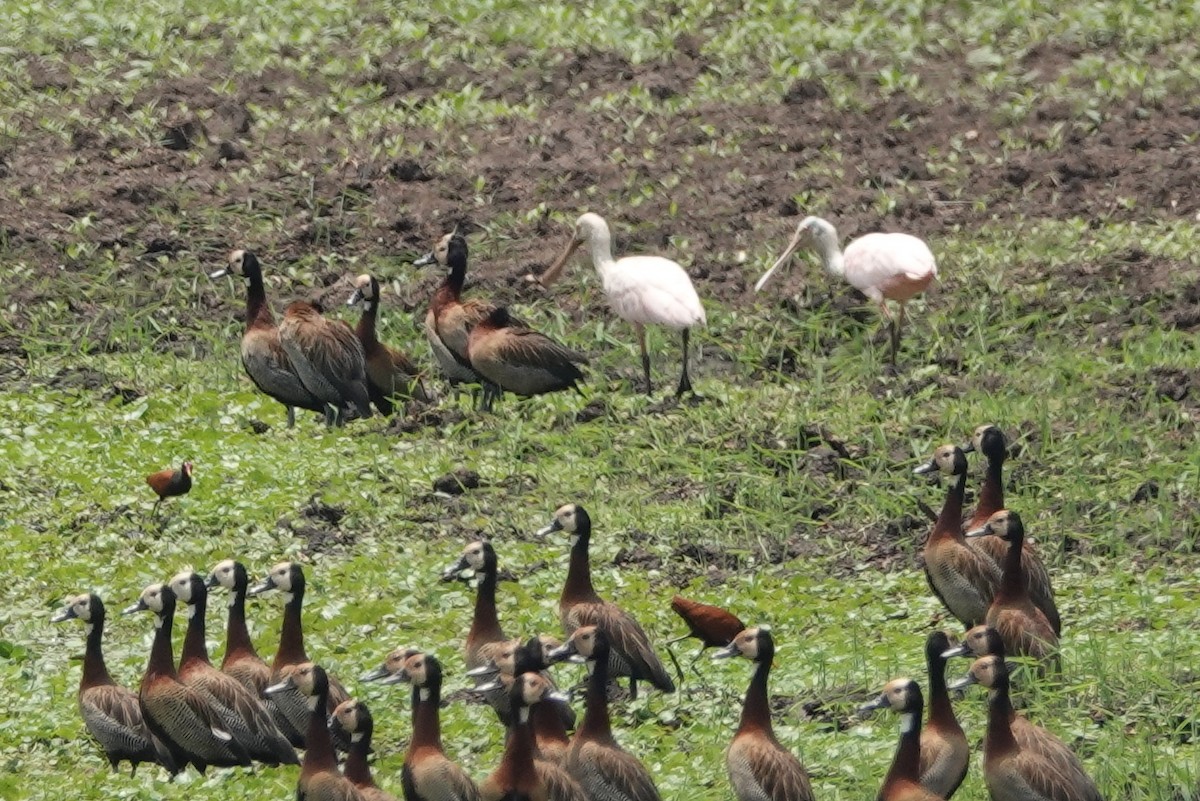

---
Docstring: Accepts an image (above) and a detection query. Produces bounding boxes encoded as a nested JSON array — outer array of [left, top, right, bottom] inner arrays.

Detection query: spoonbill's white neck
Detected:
[[585, 228, 617, 277], [811, 230, 845, 279]]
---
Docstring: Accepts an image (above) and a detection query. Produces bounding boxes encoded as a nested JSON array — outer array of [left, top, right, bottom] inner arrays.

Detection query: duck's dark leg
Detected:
[[629, 677, 639, 701], [675, 328, 694, 397], [286, 405, 296, 428], [635, 323, 652, 395]]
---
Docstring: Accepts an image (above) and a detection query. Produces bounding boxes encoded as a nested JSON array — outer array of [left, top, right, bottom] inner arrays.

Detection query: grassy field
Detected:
[[2, 1, 1200, 799]]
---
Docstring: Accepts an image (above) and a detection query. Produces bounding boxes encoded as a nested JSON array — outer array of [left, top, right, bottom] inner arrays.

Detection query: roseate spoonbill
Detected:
[[756, 216, 936, 364], [542, 213, 705, 397]]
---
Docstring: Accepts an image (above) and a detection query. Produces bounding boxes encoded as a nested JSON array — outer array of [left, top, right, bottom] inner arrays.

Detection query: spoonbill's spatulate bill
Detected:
[[543, 213, 705, 396], [757, 216, 936, 364]]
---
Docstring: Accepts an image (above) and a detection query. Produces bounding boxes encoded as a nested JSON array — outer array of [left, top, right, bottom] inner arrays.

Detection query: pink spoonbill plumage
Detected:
[[541, 212, 706, 397], [756, 216, 937, 364]]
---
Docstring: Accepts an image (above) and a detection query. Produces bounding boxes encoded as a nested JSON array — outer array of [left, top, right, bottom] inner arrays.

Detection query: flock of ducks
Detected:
[[61, 201, 1106, 801], [55, 428, 1107, 801], [208, 211, 938, 425]]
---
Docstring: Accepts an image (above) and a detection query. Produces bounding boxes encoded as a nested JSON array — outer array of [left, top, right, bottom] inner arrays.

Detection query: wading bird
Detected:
[[756, 216, 936, 364], [542, 213, 705, 397], [146, 461, 192, 518]]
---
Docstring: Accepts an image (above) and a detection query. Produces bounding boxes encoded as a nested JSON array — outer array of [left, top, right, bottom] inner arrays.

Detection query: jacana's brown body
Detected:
[[169, 572, 298, 765], [211, 249, 326, 427], [919, 633, 967, 799], [970, 512, 1059, 671], [333, 700, 398, 801], [918, 446, 1001, 628], [399, 654, 482, 801], [670, 595, 744, 649], [543, 505, 674, 698], [52, 594, 177, 776], [146, 462, 192, 515], [278, 300, 373, 426], [127, 584, 251, 773], [715, 628, 814, 801], [348, 273, 429, 416], [964, 426, 1061, 635], [251, 563, 351, 749], [967, 657, 1101, 801], [419, 233, 491, 385], [551, 627, 662, 801], [467, 308, 586, 410]]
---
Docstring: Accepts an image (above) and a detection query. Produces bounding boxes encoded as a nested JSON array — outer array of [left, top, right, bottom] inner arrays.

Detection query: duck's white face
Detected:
[[267, 562, 295, 592], [140, 584, 167, 615], [932, 444, 959, 474], [353, 274, 376, 300], [168, 571, 196, 605], [462, 541, 487, 571], [227, 249, 246, 274], [972, 424, 996, 452], [62, 594, 94, 622], [210, 559, 237, 590], [569, 625, 599, 659], [516, 672, 552, 707], [434, 234, 453, 264]]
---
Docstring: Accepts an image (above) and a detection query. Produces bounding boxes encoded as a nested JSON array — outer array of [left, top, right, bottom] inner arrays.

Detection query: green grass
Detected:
[[2, 0, 1200, 799]]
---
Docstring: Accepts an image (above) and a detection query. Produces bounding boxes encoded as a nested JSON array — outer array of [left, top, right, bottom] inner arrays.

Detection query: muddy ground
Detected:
[[3, 40, 1199, 342]]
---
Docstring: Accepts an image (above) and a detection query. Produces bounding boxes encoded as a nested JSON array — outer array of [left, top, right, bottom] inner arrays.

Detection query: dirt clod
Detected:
[[433, 468, 482, 495]]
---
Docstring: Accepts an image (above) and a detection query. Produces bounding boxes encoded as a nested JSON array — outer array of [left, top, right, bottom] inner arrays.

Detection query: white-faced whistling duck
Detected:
[[468, 635, 576, 762], [249, 562, 351, 748], [122, 583, 252, 773], [346, 273, 430, 415], [860, 679, 945, 801], [918, 632, 968, 800], [466, 307, 587, 412], [941, 626, 1050, 752], [479, 672, 587, 801], [548, 626, 663, 801], [386, 652, 482, 801], [966, 511, 1059, 671], [145, 461, 192, 518], [268, 663, 367, 801], [538, 504, 675, 698], [712, 627, 815, 801], [963, 425, 1062, 635], [52, 593, 178, 776], [361, 645, 421, 683], [951, 656, 1102, 801], [914, 445, 1001, 628], [332, 699, 399, 801], [206, 559, 302, 744], [278, 299, 373, 427], [210, 249, 326, 428], [167, 570, 298, 765], [542, 212, 706, 396], [414, 232, 491, 387], [442, 540, 511, 672], [668, 595, 744, 681]]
